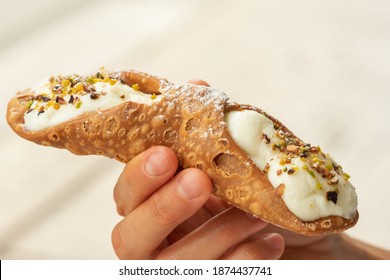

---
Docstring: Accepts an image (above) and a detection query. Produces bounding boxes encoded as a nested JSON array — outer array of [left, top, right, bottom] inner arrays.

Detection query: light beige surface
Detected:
[[1, 0, 389, 259]]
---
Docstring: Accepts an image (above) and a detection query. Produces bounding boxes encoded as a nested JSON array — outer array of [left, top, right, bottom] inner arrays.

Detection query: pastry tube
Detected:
[[6, 69, 358, 235]]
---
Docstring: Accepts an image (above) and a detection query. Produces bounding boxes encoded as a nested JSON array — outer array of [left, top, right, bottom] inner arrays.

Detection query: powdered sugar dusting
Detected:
[[165, 83, 229, 111]]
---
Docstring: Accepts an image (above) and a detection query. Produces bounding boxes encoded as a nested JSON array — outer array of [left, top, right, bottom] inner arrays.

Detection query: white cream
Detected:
[[225, 110, 358, 221], [24, 81, 161, 131]]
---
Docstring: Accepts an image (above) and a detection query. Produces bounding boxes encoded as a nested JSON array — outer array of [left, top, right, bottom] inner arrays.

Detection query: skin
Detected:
[[112, 145, 284, 259], [111, 80, 390, 260]]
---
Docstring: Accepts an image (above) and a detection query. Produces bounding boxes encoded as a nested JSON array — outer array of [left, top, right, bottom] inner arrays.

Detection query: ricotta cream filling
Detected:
[[24, 80, 161, 131], [225, 110, 358, 221]]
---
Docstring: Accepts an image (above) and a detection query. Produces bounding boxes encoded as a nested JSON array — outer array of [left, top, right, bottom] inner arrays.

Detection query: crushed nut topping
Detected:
[[262, 133, 271, 144], [68, 95, 74, 104], [90, 93, 100, 100], [287, 168, 296, 175], [263, 162, 270, 175], [328, 176, 339, 185], [326, 190, 339, 204], [286, 145, 299, 154], [24, 68, 120, 115], [55, 96, 67, 105], [267, 123, 350, 186]]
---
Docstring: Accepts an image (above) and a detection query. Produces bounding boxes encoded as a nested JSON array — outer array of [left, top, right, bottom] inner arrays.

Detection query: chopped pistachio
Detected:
[[75, 101, 82, 109], [25, 100, 33, 109], [302, 165, 315, 178], [326, 163, 333, 171], [307, 169, 315, 178], [86, 76, 95, 84], [132, 83, 140, 91], [61, 79, 71, 88], [74, 83, 84, 92], [312, 156, 319, 163]]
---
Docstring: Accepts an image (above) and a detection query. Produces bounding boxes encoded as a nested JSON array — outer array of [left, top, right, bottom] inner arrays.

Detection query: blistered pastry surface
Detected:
[[6, 70, 358, 235]]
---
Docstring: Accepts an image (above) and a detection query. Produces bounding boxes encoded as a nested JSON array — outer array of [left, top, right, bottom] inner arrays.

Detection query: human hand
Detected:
[[111, 78, 386, 260], [111, 145, 285, 259]]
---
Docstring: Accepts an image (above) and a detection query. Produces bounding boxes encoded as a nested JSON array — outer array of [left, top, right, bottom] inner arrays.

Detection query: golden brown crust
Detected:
[[6, 69, 358, 235]]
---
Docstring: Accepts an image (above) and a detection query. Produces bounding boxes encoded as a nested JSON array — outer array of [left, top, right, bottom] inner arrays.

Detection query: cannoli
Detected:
[[6, 68, 358, 235]]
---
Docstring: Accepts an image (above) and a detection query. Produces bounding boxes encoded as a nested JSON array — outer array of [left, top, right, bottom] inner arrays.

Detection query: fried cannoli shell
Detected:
[[6, 70, 358, 235]]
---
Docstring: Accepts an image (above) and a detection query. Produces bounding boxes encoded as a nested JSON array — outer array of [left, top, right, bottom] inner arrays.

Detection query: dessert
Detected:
[[6, 68, 358, 235]]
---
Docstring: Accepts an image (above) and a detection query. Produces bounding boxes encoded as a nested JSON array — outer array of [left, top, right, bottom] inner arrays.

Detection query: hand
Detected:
[[111, 146, 285, 259], [111, 79, 390, 260]]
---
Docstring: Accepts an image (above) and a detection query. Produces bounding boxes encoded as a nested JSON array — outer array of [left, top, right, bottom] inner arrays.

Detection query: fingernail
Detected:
[[177, 172, 203, 200], [263, 233, 284, 250], [145, 151, 170, 176]]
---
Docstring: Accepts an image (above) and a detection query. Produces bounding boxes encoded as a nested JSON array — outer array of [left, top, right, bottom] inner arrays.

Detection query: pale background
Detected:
[[0, 0, 389, 259]]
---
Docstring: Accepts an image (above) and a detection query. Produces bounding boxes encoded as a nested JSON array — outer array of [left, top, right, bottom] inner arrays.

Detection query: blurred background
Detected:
[[1, 0, 389, 259]]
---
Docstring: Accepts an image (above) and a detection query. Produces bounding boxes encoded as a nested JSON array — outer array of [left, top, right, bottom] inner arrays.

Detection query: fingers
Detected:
[[187, 79, 210, 87], [112, 168, 212, 259], [112, 141, 284, 260], [156, 207, 269, 260], [221, 233, 285, 260], [113, 146, 178, 216]]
